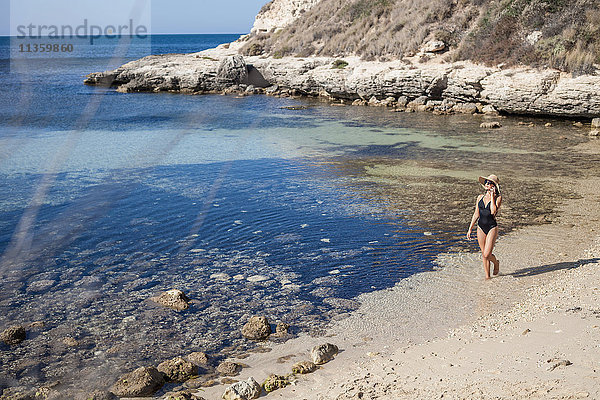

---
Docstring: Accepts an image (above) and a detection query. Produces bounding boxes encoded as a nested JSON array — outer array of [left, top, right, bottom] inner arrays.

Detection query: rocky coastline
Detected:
[[85, 41, 600, 120]]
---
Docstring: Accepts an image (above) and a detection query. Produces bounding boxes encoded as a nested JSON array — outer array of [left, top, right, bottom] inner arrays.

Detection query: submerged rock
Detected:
[[186, 351, 210, 366], [480, 121, 502, 129], [311, 343, 338, 365], [291, 361, 317, 374], [241, 316, 271, 340], [76, 391, 117, 400], [150, 289, 190, 311], [110, 366, 166, 397], [158, 357, 198, 382], [273, 322, 290, 337], [222, 377, 261, 400], [1, 325, 26, 345]]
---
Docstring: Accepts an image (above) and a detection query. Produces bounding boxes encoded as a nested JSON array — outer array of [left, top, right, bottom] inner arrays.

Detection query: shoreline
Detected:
[[195, 140, 600, 399], [84, 40, 600, 122]]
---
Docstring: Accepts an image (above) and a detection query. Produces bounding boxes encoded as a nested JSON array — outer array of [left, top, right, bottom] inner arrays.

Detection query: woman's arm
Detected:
[[466, 195, 482, 239], [490, 193, 502, 216]]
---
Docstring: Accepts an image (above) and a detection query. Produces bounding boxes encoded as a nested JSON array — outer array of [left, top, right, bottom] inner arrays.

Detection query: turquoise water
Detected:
[[0, 34, 598, 396]]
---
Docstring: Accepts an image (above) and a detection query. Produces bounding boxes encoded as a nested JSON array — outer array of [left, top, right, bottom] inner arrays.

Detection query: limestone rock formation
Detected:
[[217, 55, 248, 84], [311, 343, 338, 365], [216, 361, 242, 376], [77, 390, 117, 400], [291, 360, 316, 374], [241, 316, 271, 340], [262, 374, 290, 392], [480, 121, 502, 129], [1, 325, 26, 345], [150, 289, 190, 311], [84, 50, 600, 118], [157, 356, 198, 382], [222, 377, 261, 400], [186, 351, 210, 366], [250, 0, 321, 34], [110, 366, 165, 397], [422, 40, 446, 53]]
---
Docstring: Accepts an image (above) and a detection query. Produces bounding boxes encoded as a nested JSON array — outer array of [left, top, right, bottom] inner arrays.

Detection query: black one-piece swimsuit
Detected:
[[477, 198, 497, 234]]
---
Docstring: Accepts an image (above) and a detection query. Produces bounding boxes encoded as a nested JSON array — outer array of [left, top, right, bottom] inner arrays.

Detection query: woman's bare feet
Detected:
[[493, 259, 500, 276]]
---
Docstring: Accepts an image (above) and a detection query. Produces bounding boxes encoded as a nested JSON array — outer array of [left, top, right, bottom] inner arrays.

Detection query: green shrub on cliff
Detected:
[[331, 59, 349, 68]]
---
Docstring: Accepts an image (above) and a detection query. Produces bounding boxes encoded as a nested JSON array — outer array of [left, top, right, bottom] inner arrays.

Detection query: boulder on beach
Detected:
[[591, 118, 600, 128], [241, 316, 271, 340], [291, 360, 317, 374], [110, 366, 166, 397], [150, 289, 190, 311], [262, 374, 290, 393], [158, 356, 198, 382], [76, 390, 117, 400], [1, 325, 26, 345], [217, 361, 242, 376], [311, 343, 338, 365], [162, 389, 205, 400], [186, 351, 210, 366], [271, 322, 290, 338], [222, 377, 261, 400]]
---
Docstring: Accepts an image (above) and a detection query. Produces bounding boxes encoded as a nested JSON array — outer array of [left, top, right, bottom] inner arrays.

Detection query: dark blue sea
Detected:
[[0, 34, 591, 395]]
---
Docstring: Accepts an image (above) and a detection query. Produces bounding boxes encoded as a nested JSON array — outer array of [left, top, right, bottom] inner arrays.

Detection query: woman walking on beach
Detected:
[[467, 174, 502, 279]]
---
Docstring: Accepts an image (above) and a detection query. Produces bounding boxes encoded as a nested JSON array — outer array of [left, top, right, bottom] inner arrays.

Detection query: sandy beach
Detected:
[[198, 139, 600, 400]]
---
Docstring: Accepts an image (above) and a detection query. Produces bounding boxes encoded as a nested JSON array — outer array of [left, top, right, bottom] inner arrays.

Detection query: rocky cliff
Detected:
[[84, 0, 600, 119], [85, 46, 600, 118], [250, 0, 321, 34]]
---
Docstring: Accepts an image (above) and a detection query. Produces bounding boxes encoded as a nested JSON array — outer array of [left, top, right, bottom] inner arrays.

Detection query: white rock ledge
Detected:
[[84, 46, 600, 118]]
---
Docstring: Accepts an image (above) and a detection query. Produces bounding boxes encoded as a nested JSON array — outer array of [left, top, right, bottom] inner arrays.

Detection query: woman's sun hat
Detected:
[[478, 174, 500, 192]]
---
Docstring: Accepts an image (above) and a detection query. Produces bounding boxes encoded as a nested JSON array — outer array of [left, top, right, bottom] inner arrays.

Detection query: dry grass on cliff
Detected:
[[243, 0, 479, 60], [242, 0, 600, 74], [456, 0, 600, 75]]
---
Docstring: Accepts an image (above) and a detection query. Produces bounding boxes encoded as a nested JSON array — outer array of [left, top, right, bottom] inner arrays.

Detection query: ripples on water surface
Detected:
[[1, 35, 600, 395]]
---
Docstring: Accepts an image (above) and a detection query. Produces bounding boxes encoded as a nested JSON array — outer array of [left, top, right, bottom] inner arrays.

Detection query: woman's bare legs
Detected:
[[477, 227, 499, 279]]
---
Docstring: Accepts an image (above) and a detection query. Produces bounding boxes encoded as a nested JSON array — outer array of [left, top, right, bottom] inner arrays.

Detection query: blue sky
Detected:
[[0, 0, 268, 35]]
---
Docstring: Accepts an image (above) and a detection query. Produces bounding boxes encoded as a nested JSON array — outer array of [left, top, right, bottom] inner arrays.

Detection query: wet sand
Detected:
[[198, 139, 600, 400]]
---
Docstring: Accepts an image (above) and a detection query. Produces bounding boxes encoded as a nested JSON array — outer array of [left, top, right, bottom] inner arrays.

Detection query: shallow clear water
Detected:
[[1, 34, 599, 396]]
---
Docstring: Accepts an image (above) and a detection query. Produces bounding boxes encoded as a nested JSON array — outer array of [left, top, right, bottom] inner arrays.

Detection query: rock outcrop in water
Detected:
[[110, 366, 166, 397], [157, 356, 198, 382], [1, 325, 26, 345], [85, 46, 600, 118], [240, 316, 271, 340], [150, 289, 191, 311], [83, 0, 600, 119]]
